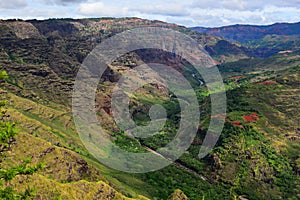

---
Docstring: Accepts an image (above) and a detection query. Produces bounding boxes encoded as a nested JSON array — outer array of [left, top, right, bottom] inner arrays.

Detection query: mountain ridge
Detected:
[[191, 21, 300, 43]]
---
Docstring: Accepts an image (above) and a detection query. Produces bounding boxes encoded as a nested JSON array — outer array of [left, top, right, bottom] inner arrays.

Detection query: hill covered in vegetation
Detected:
[[0, 18, 299, 200]]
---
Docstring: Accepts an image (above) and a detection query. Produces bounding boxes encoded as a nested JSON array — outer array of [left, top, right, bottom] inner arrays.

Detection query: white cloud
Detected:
[[77, 2, 188, 18], [186, 5, 300, 27], [0, 0, 300, 27], [192, 0, 300, 11], [271, 0, 300, 8], [192, 0, 250, 10], [77, 2, 130, 17], [0, 0, 27, 9], [46, 0, 87, 5], [132, 4, 189, 17], [221, 0, 247, 10]]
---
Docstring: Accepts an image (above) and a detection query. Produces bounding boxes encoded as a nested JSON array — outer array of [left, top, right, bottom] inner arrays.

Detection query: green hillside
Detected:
[[0, 18, 299, 200]]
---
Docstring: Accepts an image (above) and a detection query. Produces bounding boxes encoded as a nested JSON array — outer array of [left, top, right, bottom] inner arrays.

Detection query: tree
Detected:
[[0, 71, 8, 81]]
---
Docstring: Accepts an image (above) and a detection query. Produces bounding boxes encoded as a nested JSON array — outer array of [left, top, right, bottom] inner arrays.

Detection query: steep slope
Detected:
[[245, 35, 300, 57], [0, 88, 152, 199], [5, 132, 148, 200], [206, 56, 300, 199]]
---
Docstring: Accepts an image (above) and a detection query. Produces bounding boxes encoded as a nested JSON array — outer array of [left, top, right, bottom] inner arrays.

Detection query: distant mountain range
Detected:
[[191, 22, 300, 43], [192, 22, 300, 57]]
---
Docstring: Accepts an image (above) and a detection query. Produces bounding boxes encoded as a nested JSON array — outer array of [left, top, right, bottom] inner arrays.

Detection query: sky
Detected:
[[0, 0, 300, 27]]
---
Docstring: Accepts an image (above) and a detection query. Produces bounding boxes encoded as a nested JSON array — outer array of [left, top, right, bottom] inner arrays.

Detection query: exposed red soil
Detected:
[[230, 76, 246, 79], [257, 80, 278, 85], [243, 112, 259, 122]]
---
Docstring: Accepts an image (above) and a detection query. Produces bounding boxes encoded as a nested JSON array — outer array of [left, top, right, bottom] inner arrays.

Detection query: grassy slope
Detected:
[[0, 88, 154, 199]]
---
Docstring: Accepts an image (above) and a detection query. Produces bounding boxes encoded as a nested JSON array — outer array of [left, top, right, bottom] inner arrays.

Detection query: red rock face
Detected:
[[243, 112, 260, 122], [258, 80, 278, 85], [251, 112, 259, 121], [230, 76, 246, 79], [243, 115, 255, 122], [232, 121, 242, 126]]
